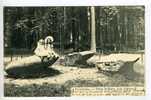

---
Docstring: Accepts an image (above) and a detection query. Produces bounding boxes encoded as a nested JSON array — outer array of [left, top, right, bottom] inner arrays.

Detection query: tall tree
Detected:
[[90, 6, 96, 52]]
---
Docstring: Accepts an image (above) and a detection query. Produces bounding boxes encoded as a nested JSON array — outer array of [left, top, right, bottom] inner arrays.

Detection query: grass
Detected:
[[4, 75, 144, 97]]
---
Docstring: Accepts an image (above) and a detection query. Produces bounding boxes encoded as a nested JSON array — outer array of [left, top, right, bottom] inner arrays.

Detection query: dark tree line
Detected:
[[4, 6, 144, 53]]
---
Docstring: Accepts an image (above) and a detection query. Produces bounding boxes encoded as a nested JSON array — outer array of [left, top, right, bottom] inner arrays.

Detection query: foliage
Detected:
[[4, 6, 145, 52]]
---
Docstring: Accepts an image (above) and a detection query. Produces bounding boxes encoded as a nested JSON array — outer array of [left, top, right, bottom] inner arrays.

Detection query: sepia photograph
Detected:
[[3, 6, 145, 96]]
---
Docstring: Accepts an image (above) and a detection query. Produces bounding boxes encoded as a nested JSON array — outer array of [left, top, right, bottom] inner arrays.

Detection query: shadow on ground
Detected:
[[5, 66, 61, 79]]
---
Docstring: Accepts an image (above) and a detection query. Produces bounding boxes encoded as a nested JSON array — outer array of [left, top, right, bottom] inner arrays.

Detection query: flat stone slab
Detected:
[[87, 53, 144, 65]]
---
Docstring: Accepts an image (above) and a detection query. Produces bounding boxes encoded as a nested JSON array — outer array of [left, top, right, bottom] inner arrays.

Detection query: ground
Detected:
[[4, 53, 145, 96]]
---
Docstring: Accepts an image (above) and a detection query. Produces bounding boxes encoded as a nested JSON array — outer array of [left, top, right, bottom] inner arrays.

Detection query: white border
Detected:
[[0, 0, 151, 100], [0, 0, 4, 98], [0, 0, 147, 6], [145, 0, 151, 98]]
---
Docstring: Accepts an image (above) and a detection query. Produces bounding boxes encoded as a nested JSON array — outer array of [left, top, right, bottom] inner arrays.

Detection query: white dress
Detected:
[[34, 42, 48, 57]]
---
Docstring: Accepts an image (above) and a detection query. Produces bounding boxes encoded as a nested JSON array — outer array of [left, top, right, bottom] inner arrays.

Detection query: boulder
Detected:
[[64, 51, 94, 66]]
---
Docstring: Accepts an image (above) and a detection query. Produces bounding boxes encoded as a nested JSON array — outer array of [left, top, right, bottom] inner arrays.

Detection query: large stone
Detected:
[[64, 51, 94, 66], [96, 57, 140, 75]]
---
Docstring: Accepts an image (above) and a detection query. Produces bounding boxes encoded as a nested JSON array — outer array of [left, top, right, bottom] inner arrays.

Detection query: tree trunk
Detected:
[[124, 8, 128, 50], [90, 6, 96, 52], [117, 12, 121, 51]]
